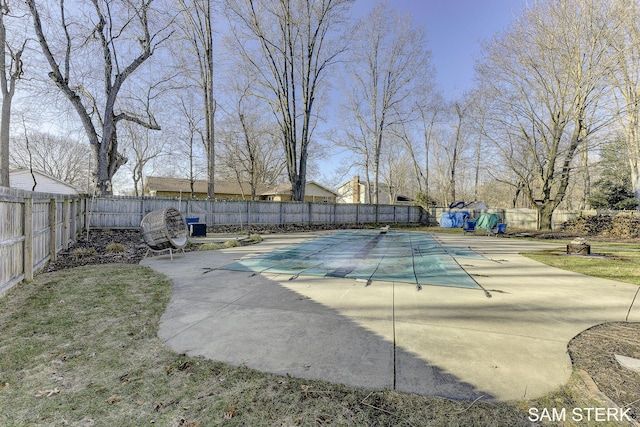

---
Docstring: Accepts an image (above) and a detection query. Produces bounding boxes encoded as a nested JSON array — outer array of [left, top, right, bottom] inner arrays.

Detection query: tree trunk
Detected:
[[372, 125, 382, 204], [580, 132, 591, 209], [205, 11, 215, 200], [631, 160, 640, 209], [0, 92, 11, 187], [537, 202, 555, 231], [0, 3, 24, 188]]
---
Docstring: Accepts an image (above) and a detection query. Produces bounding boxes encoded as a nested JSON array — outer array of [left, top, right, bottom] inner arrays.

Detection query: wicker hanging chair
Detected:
[[141, 207, 188, 255]]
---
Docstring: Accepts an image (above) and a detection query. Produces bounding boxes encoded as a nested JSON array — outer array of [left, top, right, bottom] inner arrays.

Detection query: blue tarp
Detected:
[[439, 211, 469, 228]]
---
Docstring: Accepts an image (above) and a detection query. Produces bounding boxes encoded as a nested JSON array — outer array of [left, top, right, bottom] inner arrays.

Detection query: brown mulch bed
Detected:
[[44, 228, 201, 272], [568, 322, 640, 422], [44, 229, 148, 272], [44, 227, 640, 422]]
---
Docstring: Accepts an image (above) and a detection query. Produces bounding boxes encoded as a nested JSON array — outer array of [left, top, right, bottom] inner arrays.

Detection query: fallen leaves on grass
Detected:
[[223, 402, 239, 419], [107, 395, 122, 404], [35, 388, 60, 397]]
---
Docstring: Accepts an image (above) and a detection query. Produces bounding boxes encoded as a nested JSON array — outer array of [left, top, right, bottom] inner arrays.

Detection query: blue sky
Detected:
[[351, 0, 528, 98], [317, 0, 530, 184]]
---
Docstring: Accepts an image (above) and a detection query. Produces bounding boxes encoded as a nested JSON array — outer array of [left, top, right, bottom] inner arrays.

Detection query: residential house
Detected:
[[144, 176, 269, 199], [144, 176, 337, 202], [260, 181, 337, 203], [337, 176, 414, 205], [9, 169, 81, 195]]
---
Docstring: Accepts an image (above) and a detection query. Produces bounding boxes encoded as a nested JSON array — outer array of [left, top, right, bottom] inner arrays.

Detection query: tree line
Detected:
[[1, 0, 639, 229]]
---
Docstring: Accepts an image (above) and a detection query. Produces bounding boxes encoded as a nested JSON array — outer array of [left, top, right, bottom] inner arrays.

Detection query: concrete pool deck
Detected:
[[142, 231, 640, 401]]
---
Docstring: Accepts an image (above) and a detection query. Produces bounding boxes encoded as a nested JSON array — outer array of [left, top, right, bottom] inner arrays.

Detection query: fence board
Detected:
[[1, 188, 84, 296], [86, 196, 425, 228]]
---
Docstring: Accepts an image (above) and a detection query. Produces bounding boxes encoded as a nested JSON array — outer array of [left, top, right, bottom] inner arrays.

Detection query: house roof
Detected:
[[9, 169, 80, 195], [145, 176, 269, 196], [259, 181, 338, 197], [146, 176, 337, 198]]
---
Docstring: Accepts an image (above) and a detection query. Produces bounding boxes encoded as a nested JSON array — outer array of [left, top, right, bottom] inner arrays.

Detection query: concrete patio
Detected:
[[141, 231, 640, 401]]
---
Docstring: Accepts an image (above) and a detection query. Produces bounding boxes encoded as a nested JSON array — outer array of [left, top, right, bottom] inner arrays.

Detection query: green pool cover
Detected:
[[220, 230, 487, 291]]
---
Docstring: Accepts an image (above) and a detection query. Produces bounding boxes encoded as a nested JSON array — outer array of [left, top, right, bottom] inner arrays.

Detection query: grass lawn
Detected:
[[522, 243, 640, 286]]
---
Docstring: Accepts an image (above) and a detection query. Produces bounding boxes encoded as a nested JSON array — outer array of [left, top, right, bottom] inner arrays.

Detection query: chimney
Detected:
[[353, 176, 360, 204]]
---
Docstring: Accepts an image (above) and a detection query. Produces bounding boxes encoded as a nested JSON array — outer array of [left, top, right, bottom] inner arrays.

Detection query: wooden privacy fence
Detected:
[[87, 196, 425, 229], [7, 191, 630, 296], [0, 187, 86, 295]]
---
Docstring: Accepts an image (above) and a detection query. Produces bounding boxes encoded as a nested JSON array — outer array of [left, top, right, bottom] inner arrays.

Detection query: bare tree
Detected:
[[26, 0, 174, 195], [10, 130, 92, 189], [216, 91, 286, 199], [609, 0, 640, 208], [341, 1, 432, 204], [177, 95, 205, 198], [477, 0, 613, 229], [0, 0, 27, 187], [225, 0, 352, 201], [379, 133, 418, 203], [412, 93, 446, 206], [120, 121, 168, 196], [465, 88, 491, 202], [447, 100, 469, 204], [176, 0, 216, 198]]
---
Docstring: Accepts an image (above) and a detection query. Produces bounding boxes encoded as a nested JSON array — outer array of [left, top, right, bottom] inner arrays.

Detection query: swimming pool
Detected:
[[220, 230, 487, 292]]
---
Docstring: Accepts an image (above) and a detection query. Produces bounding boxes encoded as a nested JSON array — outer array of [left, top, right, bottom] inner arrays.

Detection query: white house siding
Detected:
[[9, 170, 79, 195]]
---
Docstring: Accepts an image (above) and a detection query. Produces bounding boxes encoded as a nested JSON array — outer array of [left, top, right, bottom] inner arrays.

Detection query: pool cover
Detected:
[[220, 230, 487, 291]]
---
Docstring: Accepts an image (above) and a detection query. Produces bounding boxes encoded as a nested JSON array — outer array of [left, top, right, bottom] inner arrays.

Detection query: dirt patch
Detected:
[[568, 322, 640, 422]]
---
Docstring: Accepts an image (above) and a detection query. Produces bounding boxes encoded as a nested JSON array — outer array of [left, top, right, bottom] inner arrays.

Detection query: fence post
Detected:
[[85, 195, 90, 231], [63, 198, 70, 250], [49, 198, 57, 262], [208, 199, 213, 227], [308, 202, 312, 226], [85, 196, 90, 230], [71, 198, 77, 240], [140, 197, 145, 226], [24, 197, 33, 282]]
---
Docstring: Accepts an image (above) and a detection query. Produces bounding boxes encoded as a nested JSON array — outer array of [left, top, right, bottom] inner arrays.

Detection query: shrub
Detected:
[[72, 248, 97, 259], [223, 239, 241, 248], [106, 242, 126, 253], [199, 243, 223, 251], [248, 234, 263, 243]]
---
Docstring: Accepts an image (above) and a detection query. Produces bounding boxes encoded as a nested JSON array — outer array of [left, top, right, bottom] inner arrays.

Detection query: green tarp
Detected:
[[475, 213, 501, 230]]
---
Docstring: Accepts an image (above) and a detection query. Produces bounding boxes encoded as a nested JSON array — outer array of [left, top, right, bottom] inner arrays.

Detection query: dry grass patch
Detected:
[[522, 243, 640, 286]]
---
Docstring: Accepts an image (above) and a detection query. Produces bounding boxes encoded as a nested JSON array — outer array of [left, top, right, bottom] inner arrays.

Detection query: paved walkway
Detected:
[[142, 231, 640, 401]]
